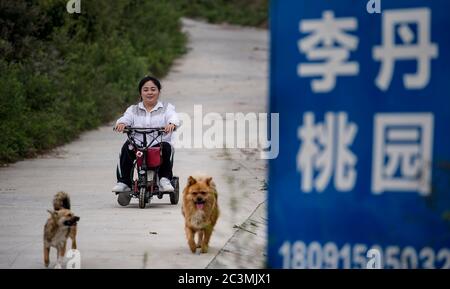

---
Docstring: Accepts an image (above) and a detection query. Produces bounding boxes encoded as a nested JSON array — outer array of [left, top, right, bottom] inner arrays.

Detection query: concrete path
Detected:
[[0, 18, 268, 269]]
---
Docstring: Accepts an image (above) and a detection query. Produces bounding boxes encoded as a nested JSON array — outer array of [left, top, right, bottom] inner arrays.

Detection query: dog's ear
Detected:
[[187, 176, 197, 186], [47, 210, 57, 219], [205, 177, 213, 186]]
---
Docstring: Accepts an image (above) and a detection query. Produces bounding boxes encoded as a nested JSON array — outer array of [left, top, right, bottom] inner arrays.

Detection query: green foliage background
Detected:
[[0, 0, 268, 163]]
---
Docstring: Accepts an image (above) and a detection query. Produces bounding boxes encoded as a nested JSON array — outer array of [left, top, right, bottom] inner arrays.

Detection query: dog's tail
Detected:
[[53, 191, 71, 210]]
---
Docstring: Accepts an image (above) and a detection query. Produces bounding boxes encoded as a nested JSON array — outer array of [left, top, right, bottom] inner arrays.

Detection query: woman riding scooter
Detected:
[[113, 76, 180, 193]]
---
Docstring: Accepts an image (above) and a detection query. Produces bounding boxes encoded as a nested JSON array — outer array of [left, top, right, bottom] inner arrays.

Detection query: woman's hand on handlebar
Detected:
[[165, 123, 176, 134], [115, 123, 127, 133]]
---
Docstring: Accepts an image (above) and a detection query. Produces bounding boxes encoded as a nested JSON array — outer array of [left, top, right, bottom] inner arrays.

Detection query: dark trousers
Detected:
[[116, 141, 174, 187]]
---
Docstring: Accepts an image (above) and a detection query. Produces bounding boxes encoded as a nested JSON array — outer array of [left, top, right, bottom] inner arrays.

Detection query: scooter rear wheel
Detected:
[[117, 192, 131, 206], [170, 177, 179, 205]]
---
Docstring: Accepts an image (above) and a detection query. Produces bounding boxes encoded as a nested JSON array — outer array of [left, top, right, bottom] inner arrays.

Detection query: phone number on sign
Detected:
[[279, 241, 450, 269]]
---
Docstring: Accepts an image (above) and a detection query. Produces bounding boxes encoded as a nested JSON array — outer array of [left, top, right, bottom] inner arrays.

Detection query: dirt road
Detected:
[[0, 18, 268, 268]]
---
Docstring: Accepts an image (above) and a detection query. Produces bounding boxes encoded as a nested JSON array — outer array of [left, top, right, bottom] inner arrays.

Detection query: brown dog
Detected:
[[43, 191, 80, 268], [182, 176, 219, 254]]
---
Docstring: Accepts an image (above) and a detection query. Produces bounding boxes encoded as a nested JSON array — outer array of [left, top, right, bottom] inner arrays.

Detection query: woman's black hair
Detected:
[[138, 76, 161, 94]]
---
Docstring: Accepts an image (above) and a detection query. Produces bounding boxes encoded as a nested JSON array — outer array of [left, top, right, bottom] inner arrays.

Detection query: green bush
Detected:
[[0, 0, 187, 163]]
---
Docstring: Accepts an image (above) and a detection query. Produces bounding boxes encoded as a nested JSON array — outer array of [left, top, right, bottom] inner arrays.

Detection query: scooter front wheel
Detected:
[[139, 187, 147, 209]]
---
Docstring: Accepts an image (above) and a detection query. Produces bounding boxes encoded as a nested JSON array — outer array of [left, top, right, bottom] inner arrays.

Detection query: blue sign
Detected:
[[269, 0, 450, 268]]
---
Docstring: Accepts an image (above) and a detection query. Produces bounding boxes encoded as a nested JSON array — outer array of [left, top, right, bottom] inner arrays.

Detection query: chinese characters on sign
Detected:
[[297, 112, 357, 192], [296, 7, 438, 195], [298, 11, 359, 93], [298, 8, 438, 93], [372, 114, 433, 196], [297, 112, 434, 195], [374, 8, 438, 91]]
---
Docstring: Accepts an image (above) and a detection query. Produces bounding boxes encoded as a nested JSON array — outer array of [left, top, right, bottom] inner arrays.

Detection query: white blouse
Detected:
[[116, 101, 180, 145]]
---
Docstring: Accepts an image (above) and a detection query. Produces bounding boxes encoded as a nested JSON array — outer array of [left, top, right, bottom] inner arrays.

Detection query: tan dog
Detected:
[[44, 191, 80, 268], [182, 176, 219, 253]]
